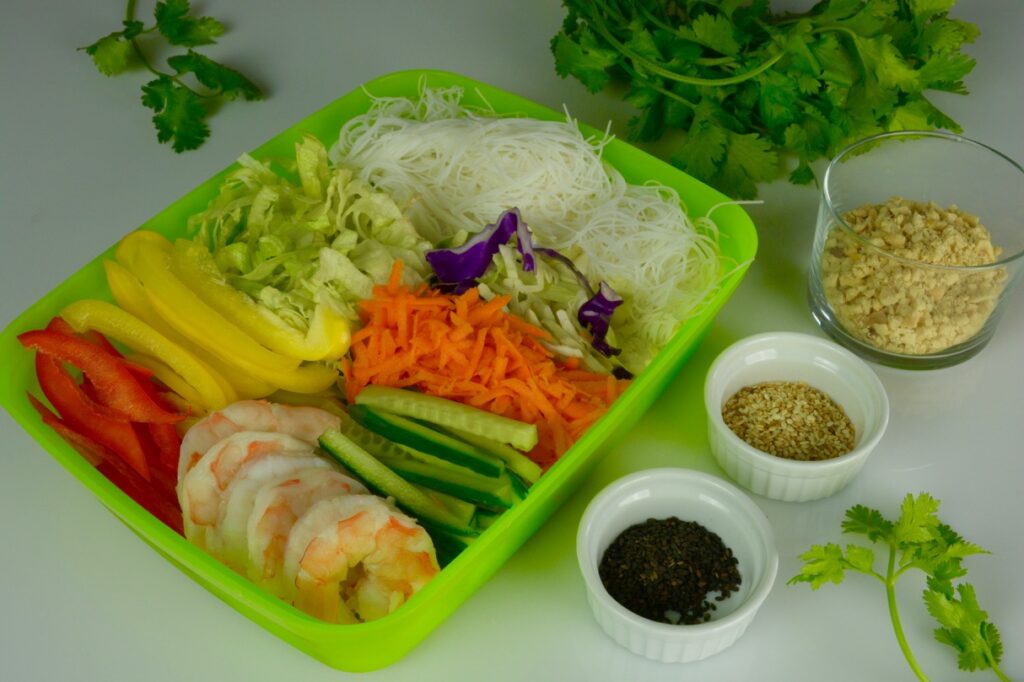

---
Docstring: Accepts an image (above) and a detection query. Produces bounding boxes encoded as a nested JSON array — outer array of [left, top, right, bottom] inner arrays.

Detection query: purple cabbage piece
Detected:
[[535, 247, 594, 298], [577, 281, 624, 357], [425, 208, 534, 291]]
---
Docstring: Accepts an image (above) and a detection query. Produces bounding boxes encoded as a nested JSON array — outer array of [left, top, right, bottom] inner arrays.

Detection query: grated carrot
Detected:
[[344, 261, 630, 469]]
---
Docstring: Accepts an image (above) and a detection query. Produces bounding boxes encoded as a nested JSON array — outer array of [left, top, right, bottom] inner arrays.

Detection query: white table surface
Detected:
[[2, 2, 1022, 681]]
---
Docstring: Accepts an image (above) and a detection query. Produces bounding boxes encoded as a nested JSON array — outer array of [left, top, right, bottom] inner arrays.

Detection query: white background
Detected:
[[1, 2, 1021, 681]]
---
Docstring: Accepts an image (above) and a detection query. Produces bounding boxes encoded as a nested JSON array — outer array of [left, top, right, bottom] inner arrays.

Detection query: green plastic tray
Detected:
[[0, 70, 757, 671]]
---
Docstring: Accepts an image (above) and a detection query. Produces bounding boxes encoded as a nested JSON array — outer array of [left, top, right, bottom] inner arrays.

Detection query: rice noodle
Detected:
[[329, 85, 722, 372]]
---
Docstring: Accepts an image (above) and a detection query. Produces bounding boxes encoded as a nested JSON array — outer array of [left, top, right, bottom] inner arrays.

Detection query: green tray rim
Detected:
[[0, 68, 757, 671]]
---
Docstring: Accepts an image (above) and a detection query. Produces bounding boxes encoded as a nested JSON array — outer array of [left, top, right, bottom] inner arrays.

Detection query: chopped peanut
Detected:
[[820, 197, 1005, 355]]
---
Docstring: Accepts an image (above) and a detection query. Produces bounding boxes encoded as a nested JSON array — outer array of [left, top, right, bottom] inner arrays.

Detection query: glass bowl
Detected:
[[808, 131, 1024, 369]]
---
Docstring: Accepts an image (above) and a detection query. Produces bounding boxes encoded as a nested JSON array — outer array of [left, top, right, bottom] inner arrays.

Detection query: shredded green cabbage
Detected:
[[477, 245, 622, 374], [188, 136, 432, 330]]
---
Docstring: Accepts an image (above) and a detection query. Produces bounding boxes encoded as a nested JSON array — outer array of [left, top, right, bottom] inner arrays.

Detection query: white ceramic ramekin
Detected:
[[704, 332, 889, 502], [576, 468, 778, 663]]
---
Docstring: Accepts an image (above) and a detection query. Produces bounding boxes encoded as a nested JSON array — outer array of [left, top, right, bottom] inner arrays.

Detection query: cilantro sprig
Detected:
[[790, 493, 1014, 682], [552, 0, 979, 198], [80, 0, 263, 152]]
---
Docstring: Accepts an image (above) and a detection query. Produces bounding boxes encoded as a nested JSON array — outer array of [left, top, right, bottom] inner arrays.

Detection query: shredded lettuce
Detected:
[[188, 136, 431, 330]]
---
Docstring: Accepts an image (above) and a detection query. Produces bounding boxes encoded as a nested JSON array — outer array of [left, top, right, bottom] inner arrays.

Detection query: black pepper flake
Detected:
[[598, 517, 741, 625]]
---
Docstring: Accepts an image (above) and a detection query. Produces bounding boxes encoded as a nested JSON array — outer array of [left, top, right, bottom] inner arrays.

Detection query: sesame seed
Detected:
[[721, 381, 855, 461]]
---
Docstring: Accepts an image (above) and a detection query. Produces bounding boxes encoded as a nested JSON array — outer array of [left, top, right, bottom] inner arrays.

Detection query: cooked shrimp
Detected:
[[212, 457, 334, 569], [178, 400, 341, 486], [246, 468, 368, 594], [282, 495, 439, 623], [179, 431, 316, 548]]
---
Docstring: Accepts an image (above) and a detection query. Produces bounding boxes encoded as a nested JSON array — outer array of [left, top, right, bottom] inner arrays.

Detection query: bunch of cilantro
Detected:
[[81, 0, 262, 152], [552, 0, 979, 198], [790, 493, 1014, 681]]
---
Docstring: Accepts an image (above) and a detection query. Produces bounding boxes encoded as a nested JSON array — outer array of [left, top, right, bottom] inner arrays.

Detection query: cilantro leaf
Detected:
[[796, 73, 820, 95], [121, 20, 145, 40], [982, 622, 1004, 669], [843, 544, 876, 574], [842, 504, 895, 542], [908, 0, 957, 22], [690, 13, 740, 56], [893, 493, 941, 546], [167, 50, 263, 101], [716, 131, 778, 199], [902, 521, 988, 580], [757, 70, 800, 130], [917, 17, 979, 56], [155, 0, 225, 47], [552, 27, 619, 93], [624, 18, 663, 65], [141, 76, 210, 152], [917, 53, 976, 93], [787, 543, 848, 589], [926, 583, 1005, 672], [789, 162, 816, 186], [83, 33, 134, 77], [627, 96, 666, 142], [624, 80, 662, 111], [672, 103, 728, 180], [888, 100, 936, 131]]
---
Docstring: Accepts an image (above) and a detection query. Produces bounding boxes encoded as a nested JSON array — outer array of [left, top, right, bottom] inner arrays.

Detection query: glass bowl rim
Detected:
[[822, 130, 1024, 272]]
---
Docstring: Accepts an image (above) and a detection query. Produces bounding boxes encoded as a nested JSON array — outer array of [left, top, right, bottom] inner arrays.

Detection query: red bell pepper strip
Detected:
[[125, 365, 186, 476], [45, 317, 155, 383], [34, 353, 152, 481], [27, 393, 107, 466], [147, 422, 182, 473], [27, 394, 183, 535], [19, 329, 182, 424]]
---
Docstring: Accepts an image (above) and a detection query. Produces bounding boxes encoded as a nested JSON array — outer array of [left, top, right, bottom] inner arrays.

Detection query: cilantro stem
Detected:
[[125, 0, 162, 79], [584, 2, 784, 87], [618, 63, 696, 109], [123, 0, 218, 100], [625, 0, 738, 65], [886, 544, 930, 682], [991, 661, 1011, 682]]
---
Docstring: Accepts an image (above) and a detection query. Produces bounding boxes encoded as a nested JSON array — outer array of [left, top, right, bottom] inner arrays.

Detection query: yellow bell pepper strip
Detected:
[[104, 260, 269, 400], [118, 231, 302, 373], [146, 290, 340, 393], [59, 300, 231, 411], [169, 239, 351, 362], [115, 228, 174, 262], [268, 389, 348, 418], [124, 353, 206, 411]]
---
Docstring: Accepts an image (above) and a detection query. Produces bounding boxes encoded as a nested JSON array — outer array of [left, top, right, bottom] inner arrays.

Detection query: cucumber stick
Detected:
[[413, 485, 476, 526], [441, 425, 542, 484], [348, 404, 504, 478], [422, 523, 477, 567], [381, 448, 520, 511], [318, 429, 476, 537], [355, 385, 538, 451], [336, 410, 520, 512]]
